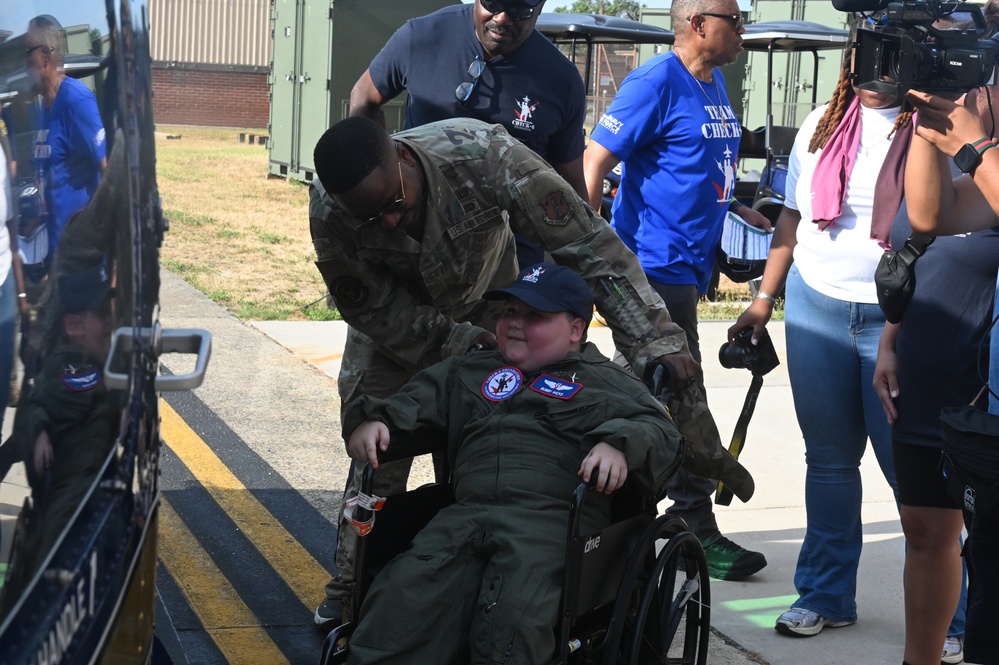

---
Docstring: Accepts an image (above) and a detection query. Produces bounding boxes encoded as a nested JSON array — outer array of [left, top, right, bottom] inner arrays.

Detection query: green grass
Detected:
[[698, 297, 785, 322], [234, 302, 295, 320], [164, 209, 214, 228], [305, 306, 341, 322], [697, 298, 784, 321], [163, 259, 210, 276]]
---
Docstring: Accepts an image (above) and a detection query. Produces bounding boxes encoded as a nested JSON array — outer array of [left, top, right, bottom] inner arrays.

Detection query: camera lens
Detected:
[[718, 342, 751, 370]]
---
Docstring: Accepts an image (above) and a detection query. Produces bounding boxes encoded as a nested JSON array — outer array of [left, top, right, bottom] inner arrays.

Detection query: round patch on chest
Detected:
[[482, 367, 523, 401]]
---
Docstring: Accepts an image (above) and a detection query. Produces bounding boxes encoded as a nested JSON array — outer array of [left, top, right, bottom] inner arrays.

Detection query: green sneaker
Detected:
[[701, 534, 767, 581]]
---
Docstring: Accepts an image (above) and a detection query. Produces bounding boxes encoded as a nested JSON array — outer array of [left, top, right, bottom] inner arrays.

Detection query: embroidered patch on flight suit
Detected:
[[62, 366, 101, 392], [530, 374, 582, 400], [482, 367, 523, 401]]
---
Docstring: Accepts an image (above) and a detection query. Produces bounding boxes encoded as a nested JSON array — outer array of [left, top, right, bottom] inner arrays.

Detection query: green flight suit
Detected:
[[17, 338, 115, 563], [342, 343, 681, 665]]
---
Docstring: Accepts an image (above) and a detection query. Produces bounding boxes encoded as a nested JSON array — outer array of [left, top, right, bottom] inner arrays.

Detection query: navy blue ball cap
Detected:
[[484, 262, 593, 323], [58, 263, 113, 314]]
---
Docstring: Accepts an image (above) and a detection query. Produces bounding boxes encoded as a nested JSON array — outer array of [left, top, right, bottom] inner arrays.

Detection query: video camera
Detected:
[[836, 0, 999, 96]]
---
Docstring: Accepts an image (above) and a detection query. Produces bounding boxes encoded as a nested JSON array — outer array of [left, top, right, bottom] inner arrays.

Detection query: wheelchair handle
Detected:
[[643, 361, 677, 403]]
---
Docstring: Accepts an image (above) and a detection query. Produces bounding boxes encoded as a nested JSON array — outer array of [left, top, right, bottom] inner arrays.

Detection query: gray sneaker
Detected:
[[942, 636, 964, 664], [314, 597, 344, 626], [775, 607, 855, 637]]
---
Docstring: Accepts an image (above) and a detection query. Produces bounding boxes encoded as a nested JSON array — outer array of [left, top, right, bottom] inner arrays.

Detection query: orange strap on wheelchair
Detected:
[[344, 492, 386, 537]]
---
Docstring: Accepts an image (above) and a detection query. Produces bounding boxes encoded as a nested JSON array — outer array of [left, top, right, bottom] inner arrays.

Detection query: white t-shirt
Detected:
[[785, 102, 901, 303], [0, 142, 11, 285]]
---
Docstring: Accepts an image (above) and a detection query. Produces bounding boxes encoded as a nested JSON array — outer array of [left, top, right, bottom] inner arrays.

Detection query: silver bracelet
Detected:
[[754, 292, 776, 303]]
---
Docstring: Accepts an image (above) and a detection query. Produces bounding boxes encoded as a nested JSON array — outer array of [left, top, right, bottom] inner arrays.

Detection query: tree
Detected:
[[554, 1, 645, 20]]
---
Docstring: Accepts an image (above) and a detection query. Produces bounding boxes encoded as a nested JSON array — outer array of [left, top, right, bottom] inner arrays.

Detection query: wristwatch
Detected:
[[954, 137, 995, 174]]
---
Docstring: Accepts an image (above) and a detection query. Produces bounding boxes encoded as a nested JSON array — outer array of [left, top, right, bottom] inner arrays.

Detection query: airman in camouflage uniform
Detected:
[[309, 117, 751, 621]]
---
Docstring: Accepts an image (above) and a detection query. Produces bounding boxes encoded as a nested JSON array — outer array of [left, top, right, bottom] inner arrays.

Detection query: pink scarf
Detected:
[[809, 97, 910, 246], [811, 96, 862, 228]]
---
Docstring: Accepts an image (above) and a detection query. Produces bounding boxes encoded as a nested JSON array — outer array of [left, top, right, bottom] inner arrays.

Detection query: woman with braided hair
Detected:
[[728, 23, 968, 644]]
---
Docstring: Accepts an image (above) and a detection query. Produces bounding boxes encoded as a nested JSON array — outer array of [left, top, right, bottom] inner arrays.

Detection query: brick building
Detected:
[[150, 0, 270, 128]]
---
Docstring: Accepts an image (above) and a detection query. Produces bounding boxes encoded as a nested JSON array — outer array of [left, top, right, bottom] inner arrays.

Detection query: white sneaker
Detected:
[[774, 607, 855, 637], [942, 636, 964, 664]]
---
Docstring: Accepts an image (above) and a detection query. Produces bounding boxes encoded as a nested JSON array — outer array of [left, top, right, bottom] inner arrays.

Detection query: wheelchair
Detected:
[[318, 433, 711, 665]]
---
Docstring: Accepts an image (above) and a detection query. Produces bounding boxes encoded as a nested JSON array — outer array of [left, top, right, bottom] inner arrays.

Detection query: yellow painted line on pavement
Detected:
[[159, 500, 291, 665], [159, 399, 331, 611]]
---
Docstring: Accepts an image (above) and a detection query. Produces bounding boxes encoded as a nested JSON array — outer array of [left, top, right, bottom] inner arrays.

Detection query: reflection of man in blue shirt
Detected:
[[27, 14, 106, 257]]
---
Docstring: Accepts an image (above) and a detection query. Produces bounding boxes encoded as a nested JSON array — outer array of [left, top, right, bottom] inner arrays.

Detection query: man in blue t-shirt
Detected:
[[349, 0, 586, 199], [27, 14, 107, 259], [583, 0, 771, 582]]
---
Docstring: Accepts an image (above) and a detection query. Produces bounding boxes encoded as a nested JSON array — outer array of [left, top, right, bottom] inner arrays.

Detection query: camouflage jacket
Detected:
[[309, 119, 686, 378]]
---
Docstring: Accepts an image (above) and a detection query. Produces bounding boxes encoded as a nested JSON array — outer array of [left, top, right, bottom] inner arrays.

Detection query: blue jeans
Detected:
[[0, 266, 16, 430], [784, 267, 897, 622]]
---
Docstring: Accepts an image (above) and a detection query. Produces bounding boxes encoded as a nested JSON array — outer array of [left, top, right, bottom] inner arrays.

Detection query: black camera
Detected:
[[718, 327, 780, 377], [848, 0, 999, 96]]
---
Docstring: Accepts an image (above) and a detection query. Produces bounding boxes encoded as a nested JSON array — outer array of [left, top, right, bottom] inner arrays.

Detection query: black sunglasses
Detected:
[[366, 159, 407, 223], [694, 12, 744, 29], [455, 56, 487, 106], [25, 44, 48, 57], [480, 0, 539, 21]]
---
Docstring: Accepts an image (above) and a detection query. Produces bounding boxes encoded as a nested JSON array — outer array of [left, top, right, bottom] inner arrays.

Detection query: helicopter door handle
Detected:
[[104, 326, 212, 391]]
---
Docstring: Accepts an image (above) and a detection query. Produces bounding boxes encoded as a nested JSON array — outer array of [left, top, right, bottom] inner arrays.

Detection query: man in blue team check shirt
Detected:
[[27, 14, 107, 259], [583, 0, 772, 583]]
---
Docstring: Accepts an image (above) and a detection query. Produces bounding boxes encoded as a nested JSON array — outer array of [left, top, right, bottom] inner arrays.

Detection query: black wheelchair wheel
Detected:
[[319, 622, 353, 665], [618, 517, 710, 665]]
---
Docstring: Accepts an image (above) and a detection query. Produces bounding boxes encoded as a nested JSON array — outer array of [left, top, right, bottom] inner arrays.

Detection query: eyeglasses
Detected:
[[455, 56, 487, 106], [479, 0, 539, 21], [693, 12, 744, 29], [24, 44, 47, 57], [366, 159, 407, 223]]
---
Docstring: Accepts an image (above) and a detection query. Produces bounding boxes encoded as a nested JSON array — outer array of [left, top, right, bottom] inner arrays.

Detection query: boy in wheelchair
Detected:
[[341, 263, 684, 665]]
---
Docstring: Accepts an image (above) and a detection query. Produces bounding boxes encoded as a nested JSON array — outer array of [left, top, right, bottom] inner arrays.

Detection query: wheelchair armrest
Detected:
[[357, 431, 449, 501], [374, 430, 447, 464]]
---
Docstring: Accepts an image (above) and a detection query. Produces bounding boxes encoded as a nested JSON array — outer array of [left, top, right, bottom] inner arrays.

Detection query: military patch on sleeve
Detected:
[[530, 374, 582, 400], [482, 367, 523, 402], [330, 277, 369, 310], [540, 190, 572, 225], [62, 366, 101, 392]]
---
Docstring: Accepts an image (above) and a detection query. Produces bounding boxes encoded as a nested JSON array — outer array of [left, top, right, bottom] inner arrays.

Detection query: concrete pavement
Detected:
[[250, 313, 911, 665]]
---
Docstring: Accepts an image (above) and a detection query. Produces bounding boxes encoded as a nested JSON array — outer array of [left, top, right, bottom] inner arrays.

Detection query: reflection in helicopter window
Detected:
[[3, 255, 117, 593], [25, 14, 107, 259]]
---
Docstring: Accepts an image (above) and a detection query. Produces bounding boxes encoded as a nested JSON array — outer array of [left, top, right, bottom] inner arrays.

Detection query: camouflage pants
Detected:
[[325, 328, 421, 612]]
